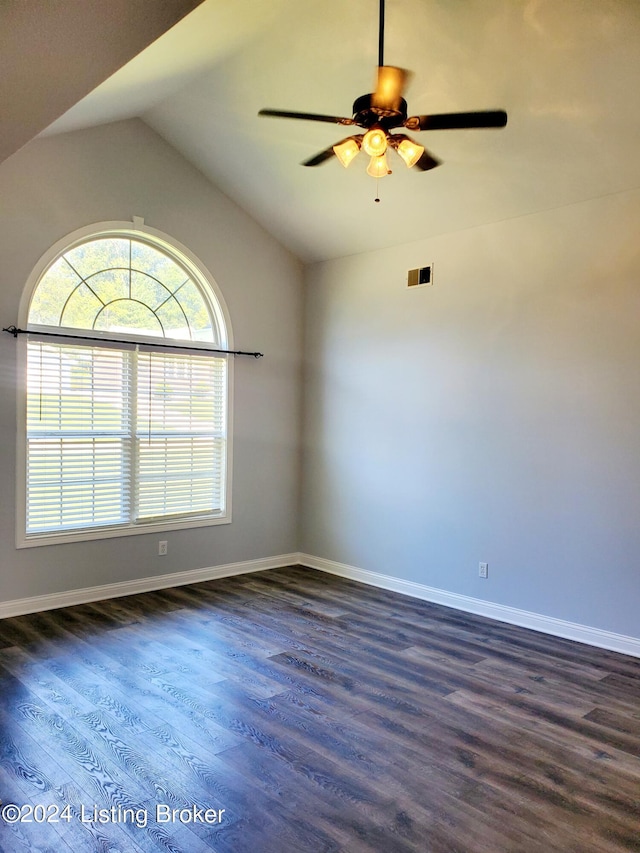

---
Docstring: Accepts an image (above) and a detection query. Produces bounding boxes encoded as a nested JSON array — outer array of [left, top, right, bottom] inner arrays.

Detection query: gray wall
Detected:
[[301, 189, 640, 638], [0, 119, 303, 601]]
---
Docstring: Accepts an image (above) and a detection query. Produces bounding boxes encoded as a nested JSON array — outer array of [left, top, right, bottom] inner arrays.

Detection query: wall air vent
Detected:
[[407, 264, 433, 288]]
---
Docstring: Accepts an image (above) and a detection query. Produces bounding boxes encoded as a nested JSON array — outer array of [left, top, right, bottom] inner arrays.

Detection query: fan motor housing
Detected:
[[352, 94, 408, 129]]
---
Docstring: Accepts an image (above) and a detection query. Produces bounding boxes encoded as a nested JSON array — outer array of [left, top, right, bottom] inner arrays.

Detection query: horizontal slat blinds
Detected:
[[136, 352, 226, 520], [137, 437, 225, 520], [26, 343, 131, 532], [27, 438, 130, 531], [26, 341, 227, 535]]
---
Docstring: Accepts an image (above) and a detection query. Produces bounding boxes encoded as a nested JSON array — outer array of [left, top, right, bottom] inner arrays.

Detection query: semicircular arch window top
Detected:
[[28, 235, 223, 344]]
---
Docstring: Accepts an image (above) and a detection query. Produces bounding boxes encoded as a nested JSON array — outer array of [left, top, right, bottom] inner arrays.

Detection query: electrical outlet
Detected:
[[158, 540, 168, 556], [479, 562, 488, 579]]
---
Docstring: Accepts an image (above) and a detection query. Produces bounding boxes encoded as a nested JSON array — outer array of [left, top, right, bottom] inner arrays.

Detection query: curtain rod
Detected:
[[2, 325, 263, 358]]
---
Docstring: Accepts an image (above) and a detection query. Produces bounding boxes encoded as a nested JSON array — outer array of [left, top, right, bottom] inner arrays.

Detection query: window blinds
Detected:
[[26, 341, 227, 535], [135, 351, 226, 521]]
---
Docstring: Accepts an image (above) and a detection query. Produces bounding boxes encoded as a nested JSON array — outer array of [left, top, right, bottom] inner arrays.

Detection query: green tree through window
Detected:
[[29, 237, 215, 340]]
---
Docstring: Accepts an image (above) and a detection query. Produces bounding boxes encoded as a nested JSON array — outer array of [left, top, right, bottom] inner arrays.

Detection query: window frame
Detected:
[[16, 219, 234, 548]]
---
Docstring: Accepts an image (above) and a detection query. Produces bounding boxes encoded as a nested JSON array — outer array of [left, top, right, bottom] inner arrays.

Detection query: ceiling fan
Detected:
[[258, 0, 507, 182]]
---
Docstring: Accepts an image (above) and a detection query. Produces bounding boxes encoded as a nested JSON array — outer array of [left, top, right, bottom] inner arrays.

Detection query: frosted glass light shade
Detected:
[[362, 128, 388, 157], [397, 138, 424, 168], [366, 153, 390, 178], [333, 138, 361, 168]]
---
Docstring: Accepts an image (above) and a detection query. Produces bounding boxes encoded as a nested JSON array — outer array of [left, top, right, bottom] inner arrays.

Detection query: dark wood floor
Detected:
[[0, 566, 639, 852]]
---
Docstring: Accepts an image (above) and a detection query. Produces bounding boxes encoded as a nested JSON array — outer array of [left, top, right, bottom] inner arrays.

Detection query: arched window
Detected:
[[19, 223, 232, 546]]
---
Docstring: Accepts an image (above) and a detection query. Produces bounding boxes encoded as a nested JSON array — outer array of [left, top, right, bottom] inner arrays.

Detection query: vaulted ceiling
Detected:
[[21, 1, 640, 262]]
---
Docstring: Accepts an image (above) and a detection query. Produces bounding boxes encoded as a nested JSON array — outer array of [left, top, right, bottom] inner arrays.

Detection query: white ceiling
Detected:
[[44, 0, 640, 263]]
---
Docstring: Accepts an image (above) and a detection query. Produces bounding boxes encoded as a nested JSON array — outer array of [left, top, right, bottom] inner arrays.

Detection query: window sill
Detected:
[[17, 512, 231, 549]]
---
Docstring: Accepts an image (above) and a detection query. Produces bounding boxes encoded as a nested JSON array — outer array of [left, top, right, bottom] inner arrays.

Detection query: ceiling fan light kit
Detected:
[[393, 135, 425, 168], [366, 152, 391, 178], [333, 136, 362, 168], [258, 0, 507, 188], [362, 127, 388, 157]]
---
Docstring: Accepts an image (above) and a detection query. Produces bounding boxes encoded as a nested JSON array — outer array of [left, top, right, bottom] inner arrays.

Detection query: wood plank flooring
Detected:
[[0, 565, 639, 852]]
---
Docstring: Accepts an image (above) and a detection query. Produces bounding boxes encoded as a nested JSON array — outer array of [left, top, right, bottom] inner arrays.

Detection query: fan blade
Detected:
[[414, 149, 441, 171], [406, 110, 508, 131], [259, 108, 354, 126], [372, 66, 410, 113], [302, 146, 337, 167]]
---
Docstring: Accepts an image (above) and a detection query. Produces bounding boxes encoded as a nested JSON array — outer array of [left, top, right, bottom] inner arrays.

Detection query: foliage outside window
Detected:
[[21, 229, 231, 545]]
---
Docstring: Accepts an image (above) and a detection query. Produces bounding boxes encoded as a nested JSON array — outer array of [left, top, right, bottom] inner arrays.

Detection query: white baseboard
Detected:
[[0, 553, 301, 619], [3, 550, 639, 659], [298, 553, 640, 659]]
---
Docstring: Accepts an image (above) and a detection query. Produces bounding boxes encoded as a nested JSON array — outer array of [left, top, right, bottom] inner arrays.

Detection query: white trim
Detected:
[[17, 512, 232, 549], [0, 553, 301, 619], [298, 554, 640, 659]]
